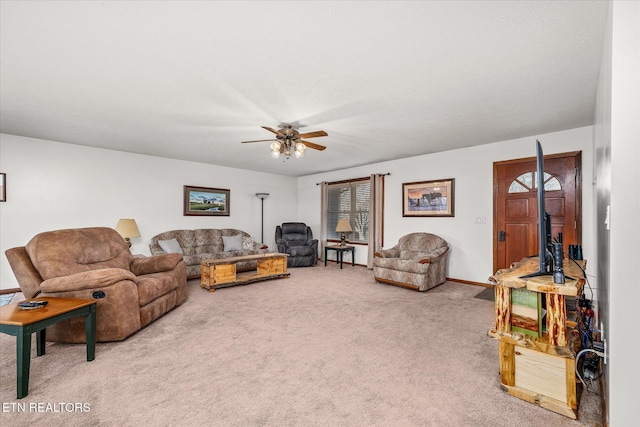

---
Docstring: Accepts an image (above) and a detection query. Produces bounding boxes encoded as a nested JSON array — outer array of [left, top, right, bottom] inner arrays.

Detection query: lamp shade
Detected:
[[115, 218, 141, 239], [335, 218, 353, 233]]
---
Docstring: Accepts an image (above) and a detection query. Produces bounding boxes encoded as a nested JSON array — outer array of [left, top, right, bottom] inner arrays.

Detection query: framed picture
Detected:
[[0, 173, 5, 202], [183, 185, 230, 216], [402, 178, 455, 217]]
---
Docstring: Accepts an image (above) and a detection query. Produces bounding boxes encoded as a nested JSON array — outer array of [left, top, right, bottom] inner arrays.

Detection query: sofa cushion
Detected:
[[373, 258, 430, 274], [136, 272, 180, 306], [25, 227, 131, 280], [400, 250, 432, 260], [242, 236, 256, 250], [398, 233, 447, 253], [222, 234, 243, 251], [288, 245, 316, 257], [158, 238, 183, 255]]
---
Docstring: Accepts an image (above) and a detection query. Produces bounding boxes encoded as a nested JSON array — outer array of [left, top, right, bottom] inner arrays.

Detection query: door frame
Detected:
[[493, 151, 582, 273]]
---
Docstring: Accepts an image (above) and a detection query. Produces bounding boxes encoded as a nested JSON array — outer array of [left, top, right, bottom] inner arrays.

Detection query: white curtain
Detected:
[[367, 174, 385, 268], [320, 181, 328, 261]]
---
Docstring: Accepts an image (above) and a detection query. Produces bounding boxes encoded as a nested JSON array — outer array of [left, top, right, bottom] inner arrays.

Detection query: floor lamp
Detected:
[[256, 193, 270, 243]]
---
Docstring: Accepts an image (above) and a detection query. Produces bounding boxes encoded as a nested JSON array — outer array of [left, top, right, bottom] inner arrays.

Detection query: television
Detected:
[[520, 140, 555, 279]]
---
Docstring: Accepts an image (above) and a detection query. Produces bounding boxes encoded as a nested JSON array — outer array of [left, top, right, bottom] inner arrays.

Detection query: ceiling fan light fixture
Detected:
[[243, 125, 327, 161], [283, 141, 292, 158]]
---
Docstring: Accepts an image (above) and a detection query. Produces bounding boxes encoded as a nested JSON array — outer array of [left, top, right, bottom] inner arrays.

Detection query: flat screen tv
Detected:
[[521, 140, 554, 279]]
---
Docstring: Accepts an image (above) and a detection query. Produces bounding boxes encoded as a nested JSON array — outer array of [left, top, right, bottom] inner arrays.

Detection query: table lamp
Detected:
[[115, 218, 140, 248], [335, 218, 353, 247]]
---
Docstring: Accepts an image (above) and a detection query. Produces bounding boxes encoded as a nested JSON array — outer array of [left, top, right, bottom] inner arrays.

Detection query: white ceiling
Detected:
[[0, 1, 609, 177]]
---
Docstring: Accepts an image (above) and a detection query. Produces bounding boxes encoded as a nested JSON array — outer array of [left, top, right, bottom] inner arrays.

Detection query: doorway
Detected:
[[493, 152, 582, 273]]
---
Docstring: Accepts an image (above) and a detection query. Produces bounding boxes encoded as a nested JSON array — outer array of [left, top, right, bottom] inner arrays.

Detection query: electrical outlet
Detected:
[[474, 216, 486, 224]]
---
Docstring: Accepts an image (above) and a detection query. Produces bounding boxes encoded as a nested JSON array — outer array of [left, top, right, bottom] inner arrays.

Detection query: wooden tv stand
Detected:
[[200, 253, 289, 292], [488, 256, 586, 419]]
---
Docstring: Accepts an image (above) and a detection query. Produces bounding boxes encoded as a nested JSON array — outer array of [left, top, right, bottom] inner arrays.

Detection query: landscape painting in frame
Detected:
[[402, 178, 454, 217], [183, 185, 230, 216]]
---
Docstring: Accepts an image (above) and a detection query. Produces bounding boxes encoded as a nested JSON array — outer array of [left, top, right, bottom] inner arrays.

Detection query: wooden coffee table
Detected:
[[201, 252, 289, 292], [0, 297, 97, 399]]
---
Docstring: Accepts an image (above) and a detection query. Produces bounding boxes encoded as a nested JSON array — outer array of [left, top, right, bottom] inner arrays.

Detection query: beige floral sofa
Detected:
[[149, 229, 267, 278], [373, 232, 449, 291]]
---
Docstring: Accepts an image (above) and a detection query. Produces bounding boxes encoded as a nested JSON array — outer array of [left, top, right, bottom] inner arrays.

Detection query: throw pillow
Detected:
[[222, 234, 243, 252], [158, 238, 183, 255]]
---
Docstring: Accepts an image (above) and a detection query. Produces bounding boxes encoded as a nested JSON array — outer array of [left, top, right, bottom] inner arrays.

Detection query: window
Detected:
[[508, 172, 561, 194], [326, 178, 370, 243]]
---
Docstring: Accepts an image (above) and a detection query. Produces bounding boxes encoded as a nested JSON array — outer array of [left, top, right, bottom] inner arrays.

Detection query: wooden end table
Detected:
[[324, 245, 355, 269], [0, 297, 97, 399]]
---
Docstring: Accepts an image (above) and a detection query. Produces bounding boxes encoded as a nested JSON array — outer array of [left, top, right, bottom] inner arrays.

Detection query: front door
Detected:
[[493, 152, 582, 273]]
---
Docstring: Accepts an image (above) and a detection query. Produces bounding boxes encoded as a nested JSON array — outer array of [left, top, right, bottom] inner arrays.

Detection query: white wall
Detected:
[[298, 126, 595, 285], [608, 1, 640, 425], [0, 134, 297, 289]]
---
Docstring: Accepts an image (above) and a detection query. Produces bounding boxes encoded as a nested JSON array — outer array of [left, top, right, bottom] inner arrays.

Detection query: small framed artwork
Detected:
[[183, 185, 230, 216], [402, 178, 455, 217], [0, 173, 5, 202]]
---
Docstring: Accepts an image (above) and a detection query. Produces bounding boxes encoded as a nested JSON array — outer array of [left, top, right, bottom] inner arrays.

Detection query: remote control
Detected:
[[18, 300, 49, 310]]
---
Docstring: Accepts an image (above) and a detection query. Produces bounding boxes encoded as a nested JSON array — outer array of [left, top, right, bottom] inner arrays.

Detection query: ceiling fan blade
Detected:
[[297, 130, 328, 139], [241, 139, 276, 143], [300, 140, 326, 151], [262, 126, 285, 136]]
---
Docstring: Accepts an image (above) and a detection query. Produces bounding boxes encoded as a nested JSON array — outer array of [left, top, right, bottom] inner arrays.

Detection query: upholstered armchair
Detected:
[[275, 222, 318, 267], [373, 232, 449, 291], [5, 227, 187, 343]]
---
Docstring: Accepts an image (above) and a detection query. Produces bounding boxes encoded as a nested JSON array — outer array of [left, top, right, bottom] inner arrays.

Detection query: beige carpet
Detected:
[[0, 263, 602, 426]]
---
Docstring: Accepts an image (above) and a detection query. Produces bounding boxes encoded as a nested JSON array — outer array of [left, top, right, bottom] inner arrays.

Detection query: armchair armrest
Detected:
[[418, 246, 449, 264], [276, 239, 289, 248], [375, 248, 400, 258], [306, 239, 319, 247], [39, 268, 136, 293], [130, 253, 183, 276]]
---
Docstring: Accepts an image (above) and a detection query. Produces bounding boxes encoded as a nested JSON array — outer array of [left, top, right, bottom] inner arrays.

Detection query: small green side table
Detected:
[[0, 297, 97, 399]]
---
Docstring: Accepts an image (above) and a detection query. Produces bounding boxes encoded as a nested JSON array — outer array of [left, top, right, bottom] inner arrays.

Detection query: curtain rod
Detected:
[[316, 173, 390, 185]]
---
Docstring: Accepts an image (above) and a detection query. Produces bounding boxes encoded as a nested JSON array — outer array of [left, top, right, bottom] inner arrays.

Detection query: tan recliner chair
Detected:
[[5, 227, 187, 343], [373, 232, 449, 291]]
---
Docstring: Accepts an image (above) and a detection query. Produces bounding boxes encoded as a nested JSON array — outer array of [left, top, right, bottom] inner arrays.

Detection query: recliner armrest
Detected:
[[39, 268, 137, 293], [130, 253, 183, 276]]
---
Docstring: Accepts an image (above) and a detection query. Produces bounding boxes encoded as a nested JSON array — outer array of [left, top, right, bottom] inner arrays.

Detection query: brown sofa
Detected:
[[149, 229, 268, 278], [373, 232, 449, 291], [5, 227, 187, 343]]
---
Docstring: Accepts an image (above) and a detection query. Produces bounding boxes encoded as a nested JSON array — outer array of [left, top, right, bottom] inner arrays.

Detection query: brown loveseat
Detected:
[[149, 229, 268, 278], [373, 232, 449, 291], [5, 227, 187, 343]]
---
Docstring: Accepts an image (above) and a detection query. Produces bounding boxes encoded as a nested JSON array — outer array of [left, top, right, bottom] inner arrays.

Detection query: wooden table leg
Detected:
[[85, 304, 96, 361], [36, 328, 46, 356], [16, 326, 31, 399]]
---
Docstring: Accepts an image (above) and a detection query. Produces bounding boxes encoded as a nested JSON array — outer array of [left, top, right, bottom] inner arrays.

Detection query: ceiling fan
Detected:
[[242, 125, 327, 159]]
